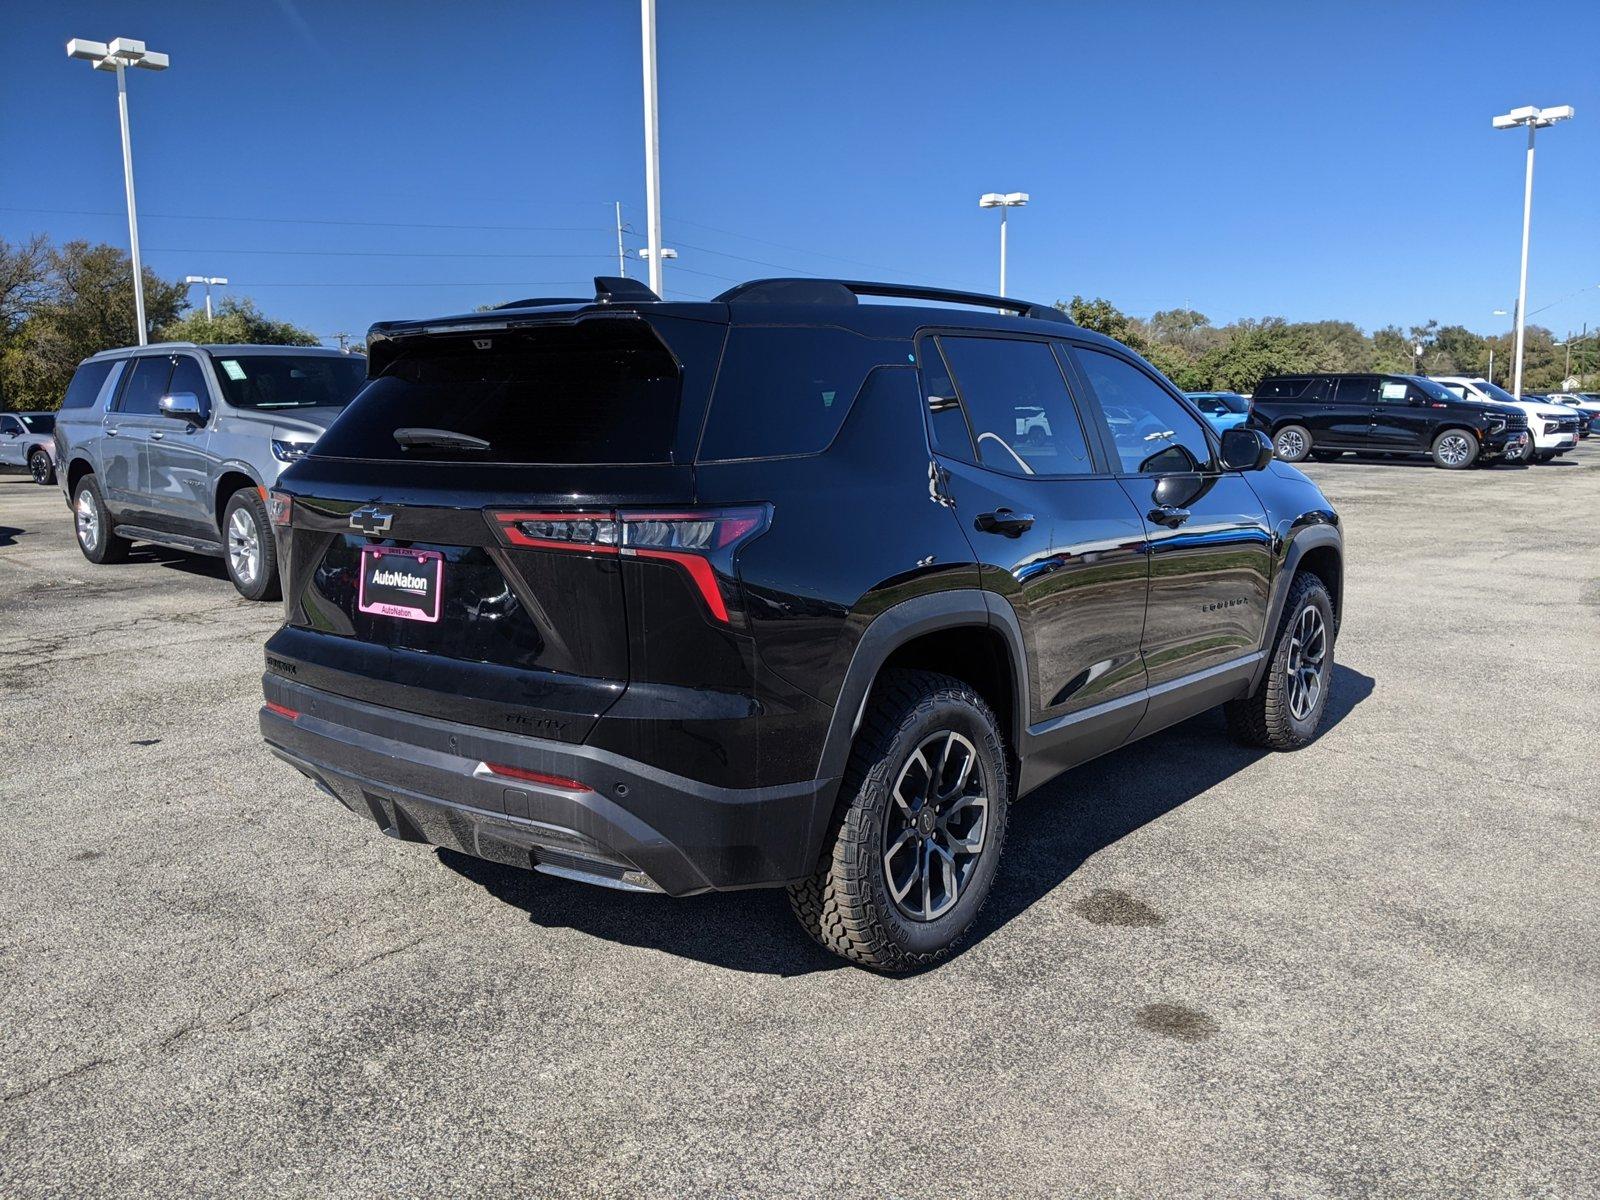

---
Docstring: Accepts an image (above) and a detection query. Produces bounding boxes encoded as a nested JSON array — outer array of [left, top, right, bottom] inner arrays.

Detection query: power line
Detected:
[[143, 246, 611, 260], [0, 205, 611, 235]]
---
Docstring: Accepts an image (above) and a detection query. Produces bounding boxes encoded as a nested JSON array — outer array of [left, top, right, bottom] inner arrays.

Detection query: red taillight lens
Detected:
[[490, 511, 619, 553], [265, 701, 299, 720], [266, 490, 293, 526], [487, 505, 771, 624], [479, 762, 592, 792]]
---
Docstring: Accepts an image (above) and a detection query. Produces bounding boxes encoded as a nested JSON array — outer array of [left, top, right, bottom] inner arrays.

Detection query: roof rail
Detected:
[[714, 278, 1073, 324]]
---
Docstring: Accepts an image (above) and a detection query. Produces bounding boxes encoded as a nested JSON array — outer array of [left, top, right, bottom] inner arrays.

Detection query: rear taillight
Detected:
[[267, 490, 293, 526], [488, 505, 771, 624], [265, 701, 299, 720]]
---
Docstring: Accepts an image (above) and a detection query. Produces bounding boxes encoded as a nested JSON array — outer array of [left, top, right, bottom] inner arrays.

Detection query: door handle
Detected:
[[149, 431, 164, 441], [1148, 504, 1191, 528], [974, 509, 1034, 537], [105, 427, 119, 437]]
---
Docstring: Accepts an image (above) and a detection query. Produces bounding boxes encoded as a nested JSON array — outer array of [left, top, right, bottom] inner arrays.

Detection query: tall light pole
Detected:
[[183, 275, 227, 322], [1492, 104, 1574, 399], [978, 193, 1029, 296], [640, 0, 665, 296], [67, 37, 169, 346]]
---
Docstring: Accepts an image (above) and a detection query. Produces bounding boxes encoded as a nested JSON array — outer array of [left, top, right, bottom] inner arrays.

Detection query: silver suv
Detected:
[[53, 343, 367, 599]]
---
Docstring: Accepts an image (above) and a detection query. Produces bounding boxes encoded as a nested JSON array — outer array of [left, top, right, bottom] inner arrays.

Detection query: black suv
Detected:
[[1249, 372, 1528, 468], [260, 277, 1344, 971]]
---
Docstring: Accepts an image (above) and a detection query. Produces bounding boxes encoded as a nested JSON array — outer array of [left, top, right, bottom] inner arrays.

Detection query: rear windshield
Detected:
[[209, 354, 368, 411], [311, 321, 681, 464]]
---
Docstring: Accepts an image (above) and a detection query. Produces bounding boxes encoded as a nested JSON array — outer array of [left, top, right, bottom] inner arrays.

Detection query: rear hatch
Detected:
[[266, 307, 731, 743]]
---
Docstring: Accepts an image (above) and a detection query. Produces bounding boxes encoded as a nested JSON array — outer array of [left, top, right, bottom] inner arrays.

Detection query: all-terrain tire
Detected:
[[787, 669, 1010, 973], [72, 473, 130, 565], [1226, 571, 1335, 750], [222, 487, 282, 602]]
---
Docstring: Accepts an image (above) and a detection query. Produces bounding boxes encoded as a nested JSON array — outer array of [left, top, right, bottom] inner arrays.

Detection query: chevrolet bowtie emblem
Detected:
[[349, 505, 394, 535]]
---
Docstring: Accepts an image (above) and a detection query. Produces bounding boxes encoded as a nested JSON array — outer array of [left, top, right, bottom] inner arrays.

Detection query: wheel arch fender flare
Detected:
[[1254, 521, 1342, 692], [814, 588, 1029, 786]]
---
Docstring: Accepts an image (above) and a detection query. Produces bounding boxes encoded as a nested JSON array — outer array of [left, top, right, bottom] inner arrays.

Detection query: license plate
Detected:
[[358, 546, 443, 623]]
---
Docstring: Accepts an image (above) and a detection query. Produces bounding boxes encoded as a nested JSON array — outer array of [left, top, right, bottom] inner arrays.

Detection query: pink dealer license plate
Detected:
[[357, 546, 443, 623]]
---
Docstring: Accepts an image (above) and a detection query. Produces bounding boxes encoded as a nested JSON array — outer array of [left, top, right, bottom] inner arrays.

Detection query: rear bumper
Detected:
[[260, 677, 840, 896]]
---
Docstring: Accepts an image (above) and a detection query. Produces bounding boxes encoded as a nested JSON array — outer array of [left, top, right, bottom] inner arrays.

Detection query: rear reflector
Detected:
[[267, 491, 293, 526], [265, 701, 299, 719], [479, 762, 593, 792]]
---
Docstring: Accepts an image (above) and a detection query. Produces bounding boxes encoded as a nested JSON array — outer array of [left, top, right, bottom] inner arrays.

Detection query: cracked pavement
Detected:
[[1, 453, 1597, 1198]]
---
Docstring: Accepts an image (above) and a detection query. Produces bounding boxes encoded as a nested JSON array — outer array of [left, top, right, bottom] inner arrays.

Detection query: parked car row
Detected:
[[33, 275, 1345, 971], [1214, 372, 1590, 469]]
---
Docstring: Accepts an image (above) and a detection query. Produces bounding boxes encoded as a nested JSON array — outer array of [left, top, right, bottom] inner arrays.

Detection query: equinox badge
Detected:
[[349, 506, 394, 535]]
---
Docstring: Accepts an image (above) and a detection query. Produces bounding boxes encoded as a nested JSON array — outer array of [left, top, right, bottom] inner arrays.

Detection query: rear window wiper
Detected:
[[393, 426, 491, 452]]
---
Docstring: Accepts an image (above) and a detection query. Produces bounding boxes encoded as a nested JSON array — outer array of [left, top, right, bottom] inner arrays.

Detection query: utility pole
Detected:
[[640, 0, 664, 296], [615, 202, 627, 277]]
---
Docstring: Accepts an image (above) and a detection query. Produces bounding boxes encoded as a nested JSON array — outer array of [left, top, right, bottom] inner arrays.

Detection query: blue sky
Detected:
[[4, 1, 1597, 344]]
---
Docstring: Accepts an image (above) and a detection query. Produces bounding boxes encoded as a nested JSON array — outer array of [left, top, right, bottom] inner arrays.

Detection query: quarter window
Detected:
[[1073, 347, 1213, 473], [931, 335, 1096, 477], [59, 359, 116, 410]]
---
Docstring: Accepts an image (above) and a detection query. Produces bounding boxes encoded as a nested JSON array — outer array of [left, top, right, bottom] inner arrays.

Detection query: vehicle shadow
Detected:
[[1316, 454, 1528, 471], [441, 664, 1376, 978], [0, 526, 20, 548], [125, 544, 231, 581]]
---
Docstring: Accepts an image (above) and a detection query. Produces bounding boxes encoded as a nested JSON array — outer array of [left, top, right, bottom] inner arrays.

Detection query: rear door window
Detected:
[[698, 326, 895, 460], [60, 359, 116, 410], [1334, 376, 1378, 405], [312, 321, 681, 464], [114, 356, 176, 416], [932, 335, 1096, 477]]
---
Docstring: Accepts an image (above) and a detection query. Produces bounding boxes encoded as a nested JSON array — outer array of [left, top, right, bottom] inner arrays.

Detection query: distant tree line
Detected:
[[1058, 296, 1586, 394], [0, 234, 321, 411]]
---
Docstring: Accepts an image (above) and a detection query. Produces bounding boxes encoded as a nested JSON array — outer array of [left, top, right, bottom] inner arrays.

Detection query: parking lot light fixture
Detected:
[[637, 247, 677, 292], [1492, 104, 1574, 400], [978, 191, 1029, 297], [183, 275, 228, 322], [67, 36, 169, 347]]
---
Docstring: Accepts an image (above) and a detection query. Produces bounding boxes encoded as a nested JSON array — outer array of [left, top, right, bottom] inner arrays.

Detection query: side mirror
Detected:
[[158, 392, 205, 423], [1219, 426, 1273, 471]]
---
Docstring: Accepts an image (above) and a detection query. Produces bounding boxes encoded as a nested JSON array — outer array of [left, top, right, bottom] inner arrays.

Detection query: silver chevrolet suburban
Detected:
[[52, 343, 367, 599]]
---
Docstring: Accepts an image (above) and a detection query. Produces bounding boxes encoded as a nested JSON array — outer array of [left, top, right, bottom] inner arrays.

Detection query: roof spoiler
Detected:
[[495, 276, 663, 311], [714, 278, 1073, 324]]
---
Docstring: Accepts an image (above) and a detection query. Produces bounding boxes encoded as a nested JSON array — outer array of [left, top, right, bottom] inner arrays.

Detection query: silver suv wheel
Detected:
[[227, 506, 260, 586], [75, 488, 100, 552]]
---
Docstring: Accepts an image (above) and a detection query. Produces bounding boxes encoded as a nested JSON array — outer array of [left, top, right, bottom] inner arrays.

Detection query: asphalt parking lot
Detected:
[[2, 452, 1597, 1199]]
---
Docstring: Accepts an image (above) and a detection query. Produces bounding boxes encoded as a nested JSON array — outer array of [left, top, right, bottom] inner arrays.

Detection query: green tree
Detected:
[[1, 241, 188, 411], [159, 296, 320, 347], [1056, 295, 1148, 352]]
